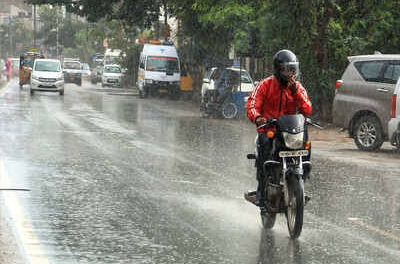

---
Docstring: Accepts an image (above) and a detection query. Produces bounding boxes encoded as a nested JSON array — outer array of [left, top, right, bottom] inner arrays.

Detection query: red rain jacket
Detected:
[[247, 75, 312, 132]]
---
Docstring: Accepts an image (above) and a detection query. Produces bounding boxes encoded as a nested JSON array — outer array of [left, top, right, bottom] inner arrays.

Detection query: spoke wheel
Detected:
[[354, 115, 383, 151], [286, 176, 304, 239], [222, 102, 238, 119]]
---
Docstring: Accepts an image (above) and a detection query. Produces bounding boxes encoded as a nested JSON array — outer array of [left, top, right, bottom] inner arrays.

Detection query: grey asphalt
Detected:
[[0, 80, 399, 264]]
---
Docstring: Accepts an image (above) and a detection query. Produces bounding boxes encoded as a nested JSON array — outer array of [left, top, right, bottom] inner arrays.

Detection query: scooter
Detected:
[[245, 114, 322, 239]]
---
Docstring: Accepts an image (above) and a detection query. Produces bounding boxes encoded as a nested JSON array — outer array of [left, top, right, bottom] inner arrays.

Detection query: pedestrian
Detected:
[[5, 59, 12, 82]]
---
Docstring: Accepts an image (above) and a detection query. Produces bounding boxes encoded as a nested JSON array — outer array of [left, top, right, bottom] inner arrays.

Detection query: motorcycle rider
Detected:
[[246, 49, 312, 207]]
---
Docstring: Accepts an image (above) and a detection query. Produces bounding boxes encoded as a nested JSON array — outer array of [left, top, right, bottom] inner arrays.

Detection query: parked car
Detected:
[[63, 59, 82, 86], [332, 54, 400, 151], [101, 64, 123, 87], [81, 63, 91, 79], [388, 77, 400, 148], [30, 59, 64, 96]]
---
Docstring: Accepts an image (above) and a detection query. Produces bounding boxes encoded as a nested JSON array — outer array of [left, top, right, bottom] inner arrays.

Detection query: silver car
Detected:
[[332, 54, 400, 151]]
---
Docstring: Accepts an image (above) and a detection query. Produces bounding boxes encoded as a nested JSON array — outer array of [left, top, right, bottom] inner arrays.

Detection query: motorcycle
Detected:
[[245, 114, 322, 239]]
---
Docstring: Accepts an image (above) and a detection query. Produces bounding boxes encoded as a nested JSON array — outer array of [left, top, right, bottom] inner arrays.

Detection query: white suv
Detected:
[[30, 59, 64, 96], [388, 77, 400, 148]]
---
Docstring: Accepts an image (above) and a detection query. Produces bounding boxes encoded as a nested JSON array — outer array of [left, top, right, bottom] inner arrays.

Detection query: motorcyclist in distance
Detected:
[[246, 49, 312, 207]]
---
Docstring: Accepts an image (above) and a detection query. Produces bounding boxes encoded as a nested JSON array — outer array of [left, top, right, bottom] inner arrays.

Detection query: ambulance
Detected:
[[138, 41, 180, 98]]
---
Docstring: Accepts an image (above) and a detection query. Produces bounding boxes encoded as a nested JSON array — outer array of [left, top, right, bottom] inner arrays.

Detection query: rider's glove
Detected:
[[288, 75, 298, 94], [255, 116, 267, 126]]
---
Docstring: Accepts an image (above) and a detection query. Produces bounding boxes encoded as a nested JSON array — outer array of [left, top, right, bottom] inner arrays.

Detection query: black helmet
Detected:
[[273, 49, 299, 85]]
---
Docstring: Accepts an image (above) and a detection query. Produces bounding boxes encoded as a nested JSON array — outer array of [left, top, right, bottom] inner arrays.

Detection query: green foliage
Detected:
[[26, 0, 400, 120]]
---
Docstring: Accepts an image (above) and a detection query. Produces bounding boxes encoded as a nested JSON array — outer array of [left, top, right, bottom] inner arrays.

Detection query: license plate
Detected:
[[71, 77, 75, 81], [159, 89, 168, 93], [108, 79, 117, 83], [279, 150, 309, 157]]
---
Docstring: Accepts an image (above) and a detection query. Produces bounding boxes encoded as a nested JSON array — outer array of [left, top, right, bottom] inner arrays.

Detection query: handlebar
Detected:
[[306, 118, 324, 129], [256, 118, 277, 130], [256, 117, 324, 130]]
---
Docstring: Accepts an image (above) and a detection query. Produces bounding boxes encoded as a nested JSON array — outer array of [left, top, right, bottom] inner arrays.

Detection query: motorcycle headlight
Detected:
[[282, 132, 304, 149]]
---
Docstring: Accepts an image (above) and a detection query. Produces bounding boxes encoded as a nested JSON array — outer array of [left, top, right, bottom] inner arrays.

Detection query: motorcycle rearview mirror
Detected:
[[306, 117, 324, 129]]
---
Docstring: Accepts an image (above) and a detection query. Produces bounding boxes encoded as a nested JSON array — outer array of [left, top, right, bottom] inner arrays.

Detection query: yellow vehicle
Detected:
[[19, 51, 43, 88], [180, 64, 193, 99]]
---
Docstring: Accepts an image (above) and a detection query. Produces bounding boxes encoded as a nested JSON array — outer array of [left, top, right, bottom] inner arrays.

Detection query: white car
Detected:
[[81, 63, 91, 79], [30, 59, 64, 96], [388, 77, 400, 148], [102, 64, 123, 87]]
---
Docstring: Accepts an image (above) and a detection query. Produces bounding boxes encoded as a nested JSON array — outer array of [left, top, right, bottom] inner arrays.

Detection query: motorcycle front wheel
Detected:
[[285, 176, 304, 239]]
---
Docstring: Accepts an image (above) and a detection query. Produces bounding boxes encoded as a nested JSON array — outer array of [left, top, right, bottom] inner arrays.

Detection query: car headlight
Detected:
[[282, 132, 304, 149], [31, 75, 39, 81], [56, 76, 63, 81], [145, 79, 153, 84]]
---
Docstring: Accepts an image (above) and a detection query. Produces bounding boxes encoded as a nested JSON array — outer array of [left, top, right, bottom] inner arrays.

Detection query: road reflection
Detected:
[[258, 229, 303, 264]]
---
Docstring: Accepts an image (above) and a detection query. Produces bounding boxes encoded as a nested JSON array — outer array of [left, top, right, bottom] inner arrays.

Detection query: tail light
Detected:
[[392, 94, 397, 118], [336, 80, 343, 91]]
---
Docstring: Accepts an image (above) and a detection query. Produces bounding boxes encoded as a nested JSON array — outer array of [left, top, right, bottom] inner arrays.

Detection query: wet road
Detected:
[[0, 81, 399, 264]]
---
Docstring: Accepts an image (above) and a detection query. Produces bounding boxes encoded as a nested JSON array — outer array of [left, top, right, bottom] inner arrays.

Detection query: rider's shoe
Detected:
[[244, 190, 257, 204]]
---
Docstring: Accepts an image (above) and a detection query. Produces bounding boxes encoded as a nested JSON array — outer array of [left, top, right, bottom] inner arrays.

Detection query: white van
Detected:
[[138, 43, 180, 98]]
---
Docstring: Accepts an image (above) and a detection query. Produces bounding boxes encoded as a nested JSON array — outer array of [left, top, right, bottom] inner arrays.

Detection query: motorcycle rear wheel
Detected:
[[286, 177, 304, 239]]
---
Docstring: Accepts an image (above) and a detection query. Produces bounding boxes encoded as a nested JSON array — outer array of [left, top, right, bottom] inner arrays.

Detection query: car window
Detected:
[[34, 61, 61, 72], [63, 62, 81, 69], [210, 68, 221, 80], [146, 56, 179, 73], [354, 61, 385, 82], [82, 64, 90, 71], [382, 63, 400, 84], [205, 68, 215, 80], [104, 66, 121, 73], [240, 71, 252, 83]]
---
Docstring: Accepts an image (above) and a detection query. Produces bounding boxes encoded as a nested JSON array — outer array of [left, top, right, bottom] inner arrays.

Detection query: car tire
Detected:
[[353, 115, 384, 151], [59, 89, 64, 96], [30, 89, 34, 95]]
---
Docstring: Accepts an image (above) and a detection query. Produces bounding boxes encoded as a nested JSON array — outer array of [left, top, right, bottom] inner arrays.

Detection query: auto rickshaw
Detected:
[[180, 63, 194, 100], [19, 51, 43, 88]]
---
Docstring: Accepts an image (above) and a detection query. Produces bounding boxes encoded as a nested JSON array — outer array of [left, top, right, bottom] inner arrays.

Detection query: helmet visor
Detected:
[[281, 62, 299, 78]]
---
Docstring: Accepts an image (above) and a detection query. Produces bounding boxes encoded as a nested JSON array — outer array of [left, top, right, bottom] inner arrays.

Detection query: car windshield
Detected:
[[34, 61, 60, 72], [64, 62, 81, 69], [82, 64, 90, 71], [240, 71, 252, 83], [104, 66, 121, 73], [146, 56, 179, 73]]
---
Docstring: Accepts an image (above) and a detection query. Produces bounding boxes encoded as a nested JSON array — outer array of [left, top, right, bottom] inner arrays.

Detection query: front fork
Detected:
[[263, 156, 310, 212]]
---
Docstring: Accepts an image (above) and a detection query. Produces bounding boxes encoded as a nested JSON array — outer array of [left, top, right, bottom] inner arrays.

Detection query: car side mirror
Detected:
[[28, 67, 32, 71], [203, 78, 210, 84]]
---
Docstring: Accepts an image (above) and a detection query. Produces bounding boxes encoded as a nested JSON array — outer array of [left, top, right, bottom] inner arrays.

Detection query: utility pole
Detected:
[[56, 6, 59, 59], [33, 5, 37, 48]]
